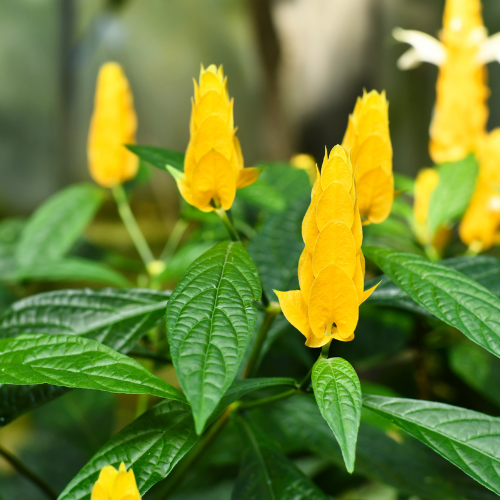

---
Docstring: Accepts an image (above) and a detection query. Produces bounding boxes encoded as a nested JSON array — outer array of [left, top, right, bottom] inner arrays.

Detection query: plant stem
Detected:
[[160, 219, 189, 260], [239, 388, 297, 410], [214, 206, 239, 242], [112, 184, 155, 269], [0, 445, 57, 500]]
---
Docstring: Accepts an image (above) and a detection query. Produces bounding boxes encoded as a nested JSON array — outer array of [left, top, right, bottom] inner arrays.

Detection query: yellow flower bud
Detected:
[[275, 145, 379, 348], [88, 62, 138, 188], [341, 90, 394, 225], [91, 462, 141, 500], [173, 65, 260, 212]]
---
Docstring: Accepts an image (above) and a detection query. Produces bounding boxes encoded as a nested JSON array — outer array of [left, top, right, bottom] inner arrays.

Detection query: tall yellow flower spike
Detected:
[[172, 65, 260, 212], [341, 90, 393, 225], [393, 0, 500, 164], [275, 146, 379, 348], [91, 462, 141, 500], [88, 62, 138, 188], [460, 129, 500, 251]]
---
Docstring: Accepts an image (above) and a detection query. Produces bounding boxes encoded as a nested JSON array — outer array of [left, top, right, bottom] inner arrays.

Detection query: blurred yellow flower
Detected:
[[88, 62, 138, 188], [393, 0, 498, 164], [275, 145, 378, 347], [172, 65, 260, 212], [91, 462, 141, 500], [290, 153, 317, 184], [341, 90, 393, 225]]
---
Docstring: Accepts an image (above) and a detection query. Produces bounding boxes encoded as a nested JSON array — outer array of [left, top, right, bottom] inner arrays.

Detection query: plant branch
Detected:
[[239, 388, 297, 410], [214, 206, 239, 242]]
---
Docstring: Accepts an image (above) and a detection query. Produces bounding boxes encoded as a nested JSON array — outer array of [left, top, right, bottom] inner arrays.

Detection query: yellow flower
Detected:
[[460, 129, 500, 251], [275, 145, 378, 347], [88, 62, 138, 188], [393, 0, 498, 164], [91, 462, 141, 500], [172, 64, 260, 212], [290, 153, 317, 184], [341, 90, 394, 225]]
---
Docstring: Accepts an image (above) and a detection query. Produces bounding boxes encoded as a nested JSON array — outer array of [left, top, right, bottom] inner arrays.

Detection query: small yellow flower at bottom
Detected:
[[91, 462, 141, 500]]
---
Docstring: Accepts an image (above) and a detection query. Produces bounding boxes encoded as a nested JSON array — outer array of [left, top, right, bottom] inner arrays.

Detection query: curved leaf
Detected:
[[364, 247, 500, 359], [362, 395, 500, 495], [59, 400, 197, 500], [167, 241, 261, 434], [16, 184, 104, 267], [126, 145, 184, 172], [312, 357, 361, 473], [0, 334, 184, 402]]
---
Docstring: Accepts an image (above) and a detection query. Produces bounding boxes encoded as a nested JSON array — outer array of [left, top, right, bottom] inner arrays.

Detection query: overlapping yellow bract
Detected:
[[88, 62, 138, 188], [91, 462, 141, 500], [341, 90, 393, 225], [431, 0, 488, 164], [275, 146, 378, 347], [460, 130, 500, 251], [173, 65, 260, 212]]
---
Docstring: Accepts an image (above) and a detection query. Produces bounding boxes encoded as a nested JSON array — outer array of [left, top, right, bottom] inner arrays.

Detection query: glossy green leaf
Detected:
[[249, 195, 309, 300], [16, 184, 104, 267], [363, 395, 500, 495], [167, 241, 261, 434], [59, 400, 197, 500], [364, 247, 500, 359], [233, 416, 329, 500], [312, 357, 361, 473], [126, 144, 185, 172], [428, 154, 478, 237], [0, 333, 185, 402]]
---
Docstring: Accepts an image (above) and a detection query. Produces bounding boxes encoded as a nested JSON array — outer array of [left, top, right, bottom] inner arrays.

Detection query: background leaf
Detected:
[[126, 144, 185, 171], [362, 395, 500, 495], [364, 247, 500, 359], [0, 333, 184, 401], [312, 357, 361, 473], [167, 241, 261, 434], [16, 184, 104, 267], [59, 400, 197, 500]]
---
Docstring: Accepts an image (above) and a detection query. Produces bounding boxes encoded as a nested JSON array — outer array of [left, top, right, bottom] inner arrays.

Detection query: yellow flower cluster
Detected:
[[91, 462, 141, 500], [173, 65, 260, 212], [88, 62, 139, 188], [276, 146, 378, 347], [341, 90, 393, 225]]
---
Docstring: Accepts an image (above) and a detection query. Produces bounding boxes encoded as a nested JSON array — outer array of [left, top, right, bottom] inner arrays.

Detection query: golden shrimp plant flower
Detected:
[[393, 0, 500, 164], [88, 62, 139, 188], [91, 462, 141, 500], [341, 90, 393, 225], [275, 146, 378, 347], [172, 64, 260, 212]]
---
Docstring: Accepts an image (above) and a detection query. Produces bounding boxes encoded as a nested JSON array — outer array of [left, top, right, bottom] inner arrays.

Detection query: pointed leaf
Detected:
[[362, 395, 500, 495], [312, 357, 361, 473], [59, 400, 197, 500], [364, 247, 500, 359], [126, 144, 185, 172], [167, 241, 261, 434], [0, 333, 185, 402], [16, 184, 104, 267]]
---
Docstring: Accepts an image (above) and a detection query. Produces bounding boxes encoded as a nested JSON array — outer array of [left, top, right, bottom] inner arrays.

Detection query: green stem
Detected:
[[297, 366, 314, 392], [214, 206, 239, 242], [112, 184, 155, 269], [0, 445, 57, 500], [239, 388, 297, 410], [160, 219, 189, 260]]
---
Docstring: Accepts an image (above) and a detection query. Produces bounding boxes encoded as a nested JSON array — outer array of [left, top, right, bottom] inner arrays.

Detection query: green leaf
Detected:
[[16, 184, 104, 267], [394, 172, 414, 194], [249, 195, 309, 300], [364, 247, 500, 359], [0, 218, 25, 278], [126, 144, 185, 172], [59, 400, 197, 500], [233, 416, 329, 500], [428, 154, 478, 237], [363, 395, 500, 495], [312, 357, 361, 473], [167, 241, 261, 434], [0, 333, 185, 402], [0, 288, 170, 352], [5, 257, 130, 287]]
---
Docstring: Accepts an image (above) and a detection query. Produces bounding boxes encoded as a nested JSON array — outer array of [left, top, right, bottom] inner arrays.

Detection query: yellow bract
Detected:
[[275, 146, 378, 347], [91, 462, 141, 500], [341, 90, 393, 225], [290, 153, 317, 184], [174, 65, 260, 212], [88, 62, 138, 188]]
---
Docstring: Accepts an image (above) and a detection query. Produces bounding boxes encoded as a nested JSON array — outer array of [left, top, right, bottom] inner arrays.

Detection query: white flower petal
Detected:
[[393, 28, 446, 68]]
